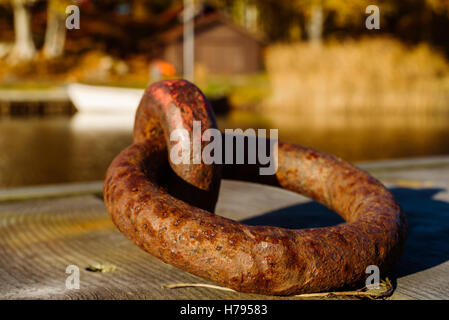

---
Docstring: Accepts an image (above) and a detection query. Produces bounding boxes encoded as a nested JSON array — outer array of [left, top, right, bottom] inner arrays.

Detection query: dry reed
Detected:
[[264, 38, 449, 115]]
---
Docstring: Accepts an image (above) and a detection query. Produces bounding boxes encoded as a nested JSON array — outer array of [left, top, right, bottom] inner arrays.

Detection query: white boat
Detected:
[[70, 113, 135, 132], [67, 83, 144, 114]]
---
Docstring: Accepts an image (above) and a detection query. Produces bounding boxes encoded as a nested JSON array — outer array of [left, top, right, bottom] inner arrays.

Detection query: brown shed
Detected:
[[157, 13, 264, 75]]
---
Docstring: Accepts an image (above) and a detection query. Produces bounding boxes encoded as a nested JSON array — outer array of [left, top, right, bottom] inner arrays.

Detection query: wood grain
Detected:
[[1, 159, 449, 300]]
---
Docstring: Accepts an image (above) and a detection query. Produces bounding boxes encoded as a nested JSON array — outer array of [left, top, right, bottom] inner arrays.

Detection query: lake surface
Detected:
[[1, 111, 449, 188]]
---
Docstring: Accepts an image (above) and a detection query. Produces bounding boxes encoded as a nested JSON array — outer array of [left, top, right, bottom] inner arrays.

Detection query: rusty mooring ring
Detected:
[[103, 80, 407, 295]]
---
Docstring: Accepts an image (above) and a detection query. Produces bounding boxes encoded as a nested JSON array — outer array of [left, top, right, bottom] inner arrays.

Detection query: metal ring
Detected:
[[104, 80, 407, 295]]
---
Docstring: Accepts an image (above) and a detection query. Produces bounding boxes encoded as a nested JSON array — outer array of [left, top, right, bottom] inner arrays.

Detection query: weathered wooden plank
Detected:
[[0, 157, 449, 299], [0, 182, 311, 300], [0, 181, 103, 202], [0, 88, 68, 102]]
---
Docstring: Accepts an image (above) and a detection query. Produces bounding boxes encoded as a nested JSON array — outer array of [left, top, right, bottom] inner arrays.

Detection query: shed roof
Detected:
[[156, 12, 265, 46]]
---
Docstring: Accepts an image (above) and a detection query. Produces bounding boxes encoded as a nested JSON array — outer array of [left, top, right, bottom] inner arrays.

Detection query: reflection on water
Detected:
[[219, 111, 449, 162], [1, 111, 449, 188], [0, 115, 133, 188]]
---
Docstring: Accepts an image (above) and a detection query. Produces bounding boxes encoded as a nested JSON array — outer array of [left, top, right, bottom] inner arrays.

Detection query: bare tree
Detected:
[[43, 0, 68, 59], [306, 1, 323, 45], [9, 0, 36, 62]]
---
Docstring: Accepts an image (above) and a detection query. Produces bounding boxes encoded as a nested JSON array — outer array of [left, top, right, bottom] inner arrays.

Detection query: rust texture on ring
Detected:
[[103, 79, 408, 295]]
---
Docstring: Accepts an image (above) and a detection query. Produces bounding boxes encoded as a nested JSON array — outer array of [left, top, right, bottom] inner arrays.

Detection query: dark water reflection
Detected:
[[0, 115, 133, 188], [219, 111, 449, 162], [1, 111, 449, 188]]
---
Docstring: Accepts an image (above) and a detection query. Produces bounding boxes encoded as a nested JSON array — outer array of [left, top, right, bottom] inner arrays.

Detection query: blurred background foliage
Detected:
[[0, 0, 449, 112], [1, 1, 449, 186], [1, 1, 449, 61]]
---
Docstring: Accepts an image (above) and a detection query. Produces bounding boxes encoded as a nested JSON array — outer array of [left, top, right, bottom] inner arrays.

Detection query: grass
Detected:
[[0, 81, 61, 90], [4, 37, 448, 116], [0, 61, 270, 111], [196, 73, 270, 110], [163, 278, 394, 300], [264, 37, 449, 115]]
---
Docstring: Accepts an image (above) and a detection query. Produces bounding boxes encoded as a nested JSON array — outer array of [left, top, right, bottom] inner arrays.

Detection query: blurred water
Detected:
[[1, 111, 449, 188]]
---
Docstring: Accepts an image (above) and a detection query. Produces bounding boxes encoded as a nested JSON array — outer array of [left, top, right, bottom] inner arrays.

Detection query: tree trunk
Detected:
[[306, 3, 323, 45], [132, 0, 149, 21], [10, 0, 36, 62], [43, 0, 67, 59]]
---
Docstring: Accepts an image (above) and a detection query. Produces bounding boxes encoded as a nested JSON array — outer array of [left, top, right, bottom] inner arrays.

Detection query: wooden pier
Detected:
[[0, 156, 449, 299], [0, 88, 75, 116]]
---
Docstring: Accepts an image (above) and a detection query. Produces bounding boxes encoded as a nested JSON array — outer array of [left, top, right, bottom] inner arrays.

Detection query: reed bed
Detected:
[[264, 38, 449, 115]]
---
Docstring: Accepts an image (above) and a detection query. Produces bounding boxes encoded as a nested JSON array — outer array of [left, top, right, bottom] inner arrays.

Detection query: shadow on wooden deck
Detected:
[[390, 187, 449, 278], [242, 186, 449, 296], [2, 156, 449, 299]]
